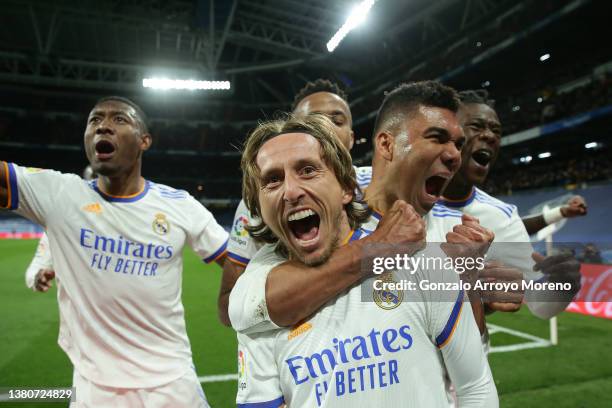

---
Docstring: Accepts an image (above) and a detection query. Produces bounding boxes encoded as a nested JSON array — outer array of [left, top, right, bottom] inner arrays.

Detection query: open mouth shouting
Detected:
[[95, 139, 117, 161], [470, 148, 494, 172], [424, 175, 449, 200], [287, 208, 321, 252]]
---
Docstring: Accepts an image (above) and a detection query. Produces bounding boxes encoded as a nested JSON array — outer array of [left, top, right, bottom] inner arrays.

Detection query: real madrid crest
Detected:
[[152, 213, 170, 235], [373, 272, 403, 310]]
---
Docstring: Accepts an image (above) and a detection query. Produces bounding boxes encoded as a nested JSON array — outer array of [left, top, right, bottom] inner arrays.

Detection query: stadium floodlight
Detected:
[[585, 142, 598, 149], [327, 0, 376, 52], [142, 78, 231, 90], [538, 152, 551, 159], [540, 53, 551, 62]]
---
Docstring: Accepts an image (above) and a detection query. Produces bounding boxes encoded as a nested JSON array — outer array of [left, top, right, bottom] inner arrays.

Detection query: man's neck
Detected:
[[442, 176, 474, 201], [97, 166, 144, 197], [363, 184, 394, 215]]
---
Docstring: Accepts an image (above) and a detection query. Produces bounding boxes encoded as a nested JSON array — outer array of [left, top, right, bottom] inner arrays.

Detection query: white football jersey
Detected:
[[25, 232, 54, 290], [227, 166, 372, 267], [6, 163, 229, 388], [228, 205, 463, 334], [236, 230, 498, 407], [438, 187, 538, 279], [438, 187, 568, 318]]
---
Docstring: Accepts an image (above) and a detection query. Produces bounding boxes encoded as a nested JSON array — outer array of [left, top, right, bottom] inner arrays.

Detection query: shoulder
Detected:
[[430, 203, 463, 219], [473, 187, 516, 219], [147, 181, 191, 201]]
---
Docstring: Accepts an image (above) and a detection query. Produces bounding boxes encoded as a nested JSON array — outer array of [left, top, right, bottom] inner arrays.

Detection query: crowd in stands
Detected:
[[485, 147, 612, 195], [497, 71, 612, 135]]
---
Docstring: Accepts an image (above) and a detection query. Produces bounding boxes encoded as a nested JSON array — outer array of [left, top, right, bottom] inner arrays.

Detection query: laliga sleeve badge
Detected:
[[373, 272, 403, 310], [238, 350, 247, 391], [152, 213, 170, 235]]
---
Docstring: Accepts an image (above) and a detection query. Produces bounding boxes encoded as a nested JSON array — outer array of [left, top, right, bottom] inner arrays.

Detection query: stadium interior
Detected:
[[0, 0, 611, 407]]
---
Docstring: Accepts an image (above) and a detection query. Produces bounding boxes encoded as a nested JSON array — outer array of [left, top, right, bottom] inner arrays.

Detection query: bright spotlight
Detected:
[[585, 142, 598, 149], [512, 105, 521, 112], [519, 155, 532, 163], [538, 152, 551, 159], [142, 78, 231, 90], [537, 97, 543, 103], [540, 53, 551, 62], [327, 0, 376, 52]]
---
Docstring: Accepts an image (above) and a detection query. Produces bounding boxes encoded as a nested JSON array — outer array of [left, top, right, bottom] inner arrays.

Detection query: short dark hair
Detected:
[[458, 89, 495, 108], [94, 96, 149, 133], [291, 79, 349, 111], [373, 80, 460, 135]]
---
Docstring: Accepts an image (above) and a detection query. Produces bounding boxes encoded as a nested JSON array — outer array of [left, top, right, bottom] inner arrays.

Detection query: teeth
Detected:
[[288, 209, 315, 222]]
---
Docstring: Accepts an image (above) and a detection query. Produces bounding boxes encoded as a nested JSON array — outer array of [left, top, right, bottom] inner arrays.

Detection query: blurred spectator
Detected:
[[578, 243, 604, 264]]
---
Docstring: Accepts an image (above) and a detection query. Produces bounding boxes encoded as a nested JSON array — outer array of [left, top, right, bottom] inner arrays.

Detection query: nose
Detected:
[[441, 143, 461, 173], [479, 127, 497, 145], [95, 118, 114, 135], [283, 173, 305, 204]]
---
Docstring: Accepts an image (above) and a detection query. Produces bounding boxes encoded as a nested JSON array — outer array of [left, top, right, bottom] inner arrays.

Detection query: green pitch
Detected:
[[1, 240, 611, 407]]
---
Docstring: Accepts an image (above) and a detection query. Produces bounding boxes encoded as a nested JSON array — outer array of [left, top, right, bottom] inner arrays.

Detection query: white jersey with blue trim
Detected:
[[5, 163, 229, 388], [438, 188, 571, 319], [227, 165, 372, 267], [229, 206, 462, 334], [438, 187, 539, 280], [236, 229, 497, 408]]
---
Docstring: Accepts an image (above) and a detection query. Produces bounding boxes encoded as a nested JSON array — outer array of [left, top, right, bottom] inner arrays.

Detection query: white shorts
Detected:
[[71, 369, 210, 408]]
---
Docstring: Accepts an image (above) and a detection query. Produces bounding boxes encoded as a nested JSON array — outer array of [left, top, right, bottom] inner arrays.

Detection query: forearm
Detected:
[[522, 214, 547, 235], [218, 258, 245, 326], [266, 239, 368, 327], [467, 290, 486, 335], [444, 302, 499, 407]]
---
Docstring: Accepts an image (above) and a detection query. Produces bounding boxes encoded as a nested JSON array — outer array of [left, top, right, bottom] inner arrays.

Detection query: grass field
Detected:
[[1, 239, 611, 407]]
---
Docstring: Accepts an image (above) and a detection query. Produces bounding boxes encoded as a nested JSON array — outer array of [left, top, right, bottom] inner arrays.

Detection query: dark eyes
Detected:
[[88, 116, 128, 124], [301, 166, 317, 176]]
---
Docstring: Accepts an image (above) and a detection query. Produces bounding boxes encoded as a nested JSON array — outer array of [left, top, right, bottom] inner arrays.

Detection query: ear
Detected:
[[140, 133, 152, 151], [341, 188, 353, 206], [348, 130, 355, 151], [375, 131, 394, 162]]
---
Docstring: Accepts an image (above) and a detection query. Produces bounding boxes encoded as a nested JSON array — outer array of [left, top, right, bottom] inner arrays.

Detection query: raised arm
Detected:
[[1, 161, 8, 208], [522, 195, 587, 235]]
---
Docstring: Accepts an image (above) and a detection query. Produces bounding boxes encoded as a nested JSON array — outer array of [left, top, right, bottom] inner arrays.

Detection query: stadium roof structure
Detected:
[[0, 0, 536, 123]]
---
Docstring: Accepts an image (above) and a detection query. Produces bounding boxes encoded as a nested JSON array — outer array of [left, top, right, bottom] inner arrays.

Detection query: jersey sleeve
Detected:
[[236, 332, 285, 408], [227, 199, 264, 267], [5, 163, 69, 226], [489, 206, 541, 281], [414, 245, 498, 406], [25, 232, 54, 290], [437, 299, 499, 407], [229, 244, 285, 334], [186, 198, 229, 264]]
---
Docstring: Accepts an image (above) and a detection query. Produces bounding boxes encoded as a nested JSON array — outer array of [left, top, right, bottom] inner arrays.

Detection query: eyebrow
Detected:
[[312, 110, 346, 118], [89, 110, 134, 118], [425, 126, 451, 135]]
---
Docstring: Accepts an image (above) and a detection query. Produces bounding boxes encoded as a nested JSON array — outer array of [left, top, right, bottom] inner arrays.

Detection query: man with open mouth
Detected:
[[440, 90, 582, 319], [229, 81, 495, 336], [0, 96, 228, 407], [235, 113, 497, 407], [219, 79, 372, 326]]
